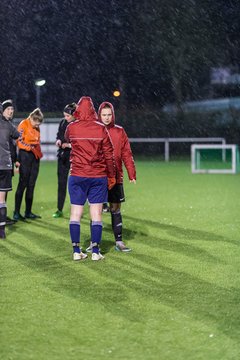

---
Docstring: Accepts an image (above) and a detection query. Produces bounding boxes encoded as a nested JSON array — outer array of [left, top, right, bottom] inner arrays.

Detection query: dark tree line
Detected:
[[0, 0, 239, 112]]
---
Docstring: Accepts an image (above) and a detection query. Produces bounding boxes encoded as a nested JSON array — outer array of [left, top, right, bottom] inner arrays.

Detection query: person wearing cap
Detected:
[[52, 103, 76, 218], [2, 99, 19, 225], [13, 108, 44, 221], [0, 102, 20, 238]]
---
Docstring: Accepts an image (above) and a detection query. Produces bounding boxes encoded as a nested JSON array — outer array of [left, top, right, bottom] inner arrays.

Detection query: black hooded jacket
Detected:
[[0, 115, 19, 170], [56, 118, 71, 162]]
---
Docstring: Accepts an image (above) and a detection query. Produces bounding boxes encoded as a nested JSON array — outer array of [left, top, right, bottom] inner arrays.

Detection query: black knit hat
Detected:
[[63, 102, 76, 115], [2, 99, 13, 112], [0, 102, 2, 115]]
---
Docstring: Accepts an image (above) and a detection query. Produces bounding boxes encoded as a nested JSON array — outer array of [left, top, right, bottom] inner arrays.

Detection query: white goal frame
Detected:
[[191, 144, 239, 174]]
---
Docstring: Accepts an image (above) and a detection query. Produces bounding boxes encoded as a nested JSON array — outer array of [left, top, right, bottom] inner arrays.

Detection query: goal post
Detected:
[[191, 144, 240, 174]]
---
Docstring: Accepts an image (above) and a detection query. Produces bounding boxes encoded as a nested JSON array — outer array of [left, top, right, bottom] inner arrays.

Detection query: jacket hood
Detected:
[[98, 101, 115, 129], [73, 96, 98, 121]]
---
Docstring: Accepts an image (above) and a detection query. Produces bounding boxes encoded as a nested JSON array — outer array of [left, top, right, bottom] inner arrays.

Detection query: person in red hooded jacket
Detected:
[[65, 96, 116, 261], [96, 101, 136, 252]]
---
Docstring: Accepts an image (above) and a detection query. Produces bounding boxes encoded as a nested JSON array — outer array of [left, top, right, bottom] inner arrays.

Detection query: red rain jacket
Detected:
[[65, 97, 115, 178], [98, 102, 136, 184]]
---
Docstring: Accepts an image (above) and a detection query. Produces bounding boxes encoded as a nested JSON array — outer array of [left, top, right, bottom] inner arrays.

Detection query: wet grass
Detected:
[[1, 159, 240, 360]]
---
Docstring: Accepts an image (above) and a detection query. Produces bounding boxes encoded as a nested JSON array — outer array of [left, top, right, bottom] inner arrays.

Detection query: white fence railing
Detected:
[[129, 137, 226, 161], [41, 137, 226, 161], [14, 120, 226, 161]]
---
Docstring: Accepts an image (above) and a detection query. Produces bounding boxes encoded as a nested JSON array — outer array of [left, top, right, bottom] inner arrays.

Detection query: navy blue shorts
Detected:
[[68, 176, 108, 205]]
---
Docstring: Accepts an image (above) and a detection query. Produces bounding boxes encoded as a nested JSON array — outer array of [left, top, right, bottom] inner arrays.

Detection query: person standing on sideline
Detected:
[[65, 96, 116, 261], [13, 108, 43, 221], [98, 101, 136, 252], [0, 102, 20, 239], [52, 103, 76, 218], [2, 99, 20, 225]]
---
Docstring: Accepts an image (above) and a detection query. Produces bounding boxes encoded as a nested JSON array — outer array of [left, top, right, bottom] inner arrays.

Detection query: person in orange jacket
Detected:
[[13, 108, 43, 221]]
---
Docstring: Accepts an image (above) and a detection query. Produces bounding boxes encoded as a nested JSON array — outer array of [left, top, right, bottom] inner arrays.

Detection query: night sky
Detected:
[[0, 0, 240, 112]]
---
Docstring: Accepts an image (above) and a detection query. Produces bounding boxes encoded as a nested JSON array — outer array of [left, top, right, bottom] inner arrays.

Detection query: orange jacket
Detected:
[[17, 118, 43, 159]]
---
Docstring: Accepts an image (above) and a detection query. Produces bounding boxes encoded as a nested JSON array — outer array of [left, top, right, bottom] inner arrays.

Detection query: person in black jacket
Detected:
[[2, 99, 19, 226], [0, 102, 19, 239], [52, 103, 76, 218]]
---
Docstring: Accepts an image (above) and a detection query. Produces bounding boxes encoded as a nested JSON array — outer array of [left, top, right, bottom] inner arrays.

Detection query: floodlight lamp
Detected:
[[35, 79, 46, 87]]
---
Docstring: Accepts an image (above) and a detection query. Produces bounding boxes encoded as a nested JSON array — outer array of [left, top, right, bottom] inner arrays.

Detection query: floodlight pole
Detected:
[[36, 86, 40, 108], [35, 79, 46, 109]]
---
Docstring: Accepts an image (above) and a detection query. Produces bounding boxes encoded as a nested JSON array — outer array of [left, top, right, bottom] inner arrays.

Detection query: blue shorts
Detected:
[[68, 176, 108, 205]]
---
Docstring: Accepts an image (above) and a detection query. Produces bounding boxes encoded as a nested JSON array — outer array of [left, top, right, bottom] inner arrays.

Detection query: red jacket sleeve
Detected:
[[102, 127, 116, 178], [121, 129, 136, 180]]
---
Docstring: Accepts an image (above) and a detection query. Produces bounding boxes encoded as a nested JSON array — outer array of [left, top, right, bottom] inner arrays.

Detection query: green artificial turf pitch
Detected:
[[1, 159, 240, 360]]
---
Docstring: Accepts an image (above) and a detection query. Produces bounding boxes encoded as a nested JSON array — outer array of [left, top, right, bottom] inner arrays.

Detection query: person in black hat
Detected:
[[52, 103, 76, 218], [0, 102, 20, 238], [2, 100, 19, 225]]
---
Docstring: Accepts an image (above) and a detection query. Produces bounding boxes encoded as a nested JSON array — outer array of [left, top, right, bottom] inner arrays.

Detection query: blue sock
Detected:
[[91, 221, 102, 254], [69, 221, 80, 253]]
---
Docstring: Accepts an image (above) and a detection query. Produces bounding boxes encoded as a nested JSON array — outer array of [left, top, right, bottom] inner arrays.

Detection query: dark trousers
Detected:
[[15, 150, 40, 214], [57, 157, 70, 211]]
